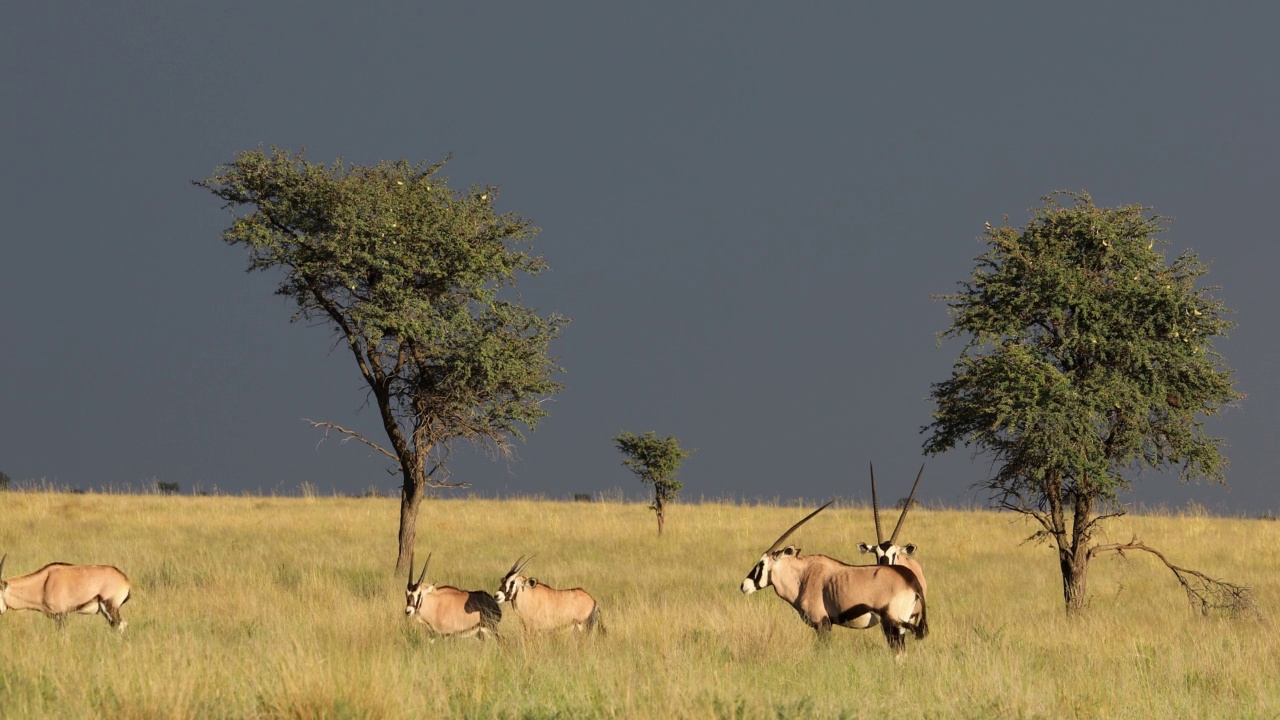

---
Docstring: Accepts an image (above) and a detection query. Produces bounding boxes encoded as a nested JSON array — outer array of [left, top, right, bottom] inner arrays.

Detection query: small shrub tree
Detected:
[[614, 431, 692, 536]]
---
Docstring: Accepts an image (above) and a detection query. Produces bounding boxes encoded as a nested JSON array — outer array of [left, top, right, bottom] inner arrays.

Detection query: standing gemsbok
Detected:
[[858, 464, 928, 601], [494, 557, 602, 633], [404, 552, 502, 640], [0, 554, 132, 632], [740, 502, 927, 657]]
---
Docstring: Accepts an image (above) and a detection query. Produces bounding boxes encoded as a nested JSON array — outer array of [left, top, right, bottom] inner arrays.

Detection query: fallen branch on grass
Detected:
[[1089, 536, 1262, 620]]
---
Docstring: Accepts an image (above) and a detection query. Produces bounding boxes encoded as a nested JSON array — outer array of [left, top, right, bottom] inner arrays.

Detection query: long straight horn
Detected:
[[888, 464, 925, 545], [417, 553, 431, 586], [0, 553, 6, 580], [408, 552, 416, 586], [507, 555, 526, 577], [765, 500, 835, 553], [870, 463, 884, 544], [515, 555, 534, 576]]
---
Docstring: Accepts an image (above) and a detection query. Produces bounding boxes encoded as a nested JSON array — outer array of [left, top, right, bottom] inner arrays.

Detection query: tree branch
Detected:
[[1089, 536, 1262, 620], [305, 419, 471, 489], [1077, 507, 1126, 538], [306, 419, 398, 461], [996, 490, 1054, 537]]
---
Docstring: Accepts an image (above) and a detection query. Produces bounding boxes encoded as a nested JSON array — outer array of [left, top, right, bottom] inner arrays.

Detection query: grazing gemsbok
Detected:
[[858, 464, 928, 600], [739, 501, 928, 656], [494, 556, 603, 633], [0, 554, 132, 632], [404, 552, 502, 640]]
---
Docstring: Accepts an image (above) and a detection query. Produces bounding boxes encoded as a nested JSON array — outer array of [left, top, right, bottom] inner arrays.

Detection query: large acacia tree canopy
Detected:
[[198, 147, 565, 460], [925, 192, 1241, 506]]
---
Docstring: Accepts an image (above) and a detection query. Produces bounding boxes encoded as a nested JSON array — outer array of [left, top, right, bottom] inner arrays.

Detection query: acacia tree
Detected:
[[924, 192, 1249, 615], [614, 431, 691, 536], [198, 147, 565, 573]]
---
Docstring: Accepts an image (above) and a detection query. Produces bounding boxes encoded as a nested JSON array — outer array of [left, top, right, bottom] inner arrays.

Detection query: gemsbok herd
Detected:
[[3, 465, 930, 656]]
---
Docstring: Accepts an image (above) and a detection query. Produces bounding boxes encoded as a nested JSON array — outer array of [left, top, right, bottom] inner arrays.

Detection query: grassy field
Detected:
[[0, 491, 1275, 719]]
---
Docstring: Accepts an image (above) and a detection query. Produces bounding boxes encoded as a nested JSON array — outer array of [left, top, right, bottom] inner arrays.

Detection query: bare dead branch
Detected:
[[421, 452, 470, 490], [423, 464, 468, 489], [416, 443, 469, 490], [1076, 508, 1126, 540], [996, 493, 1055, 537], [305, 419, 399, 462], [1091, 508, 1128, 525], [1089, 536, 1262, 620], [305, 419, 472, 489], [1019, 529, 1053, 547]]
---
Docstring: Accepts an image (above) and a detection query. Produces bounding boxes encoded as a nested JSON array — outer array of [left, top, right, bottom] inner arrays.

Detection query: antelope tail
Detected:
[[914, 594, 929, 640], [467, 591, 503, 630], [587, 604, 605, 635]]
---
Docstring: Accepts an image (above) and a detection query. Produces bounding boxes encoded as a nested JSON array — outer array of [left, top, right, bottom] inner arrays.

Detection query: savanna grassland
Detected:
[[0, 491, 1275, 719]]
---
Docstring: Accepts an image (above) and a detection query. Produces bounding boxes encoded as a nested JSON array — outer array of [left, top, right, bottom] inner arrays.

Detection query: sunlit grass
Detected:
[[0, 491, 1275, 718]]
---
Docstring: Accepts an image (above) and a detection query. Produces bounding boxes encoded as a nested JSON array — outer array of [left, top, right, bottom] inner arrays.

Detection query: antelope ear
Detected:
[[857, 543, 873, 554], [528, 578, 537, 587], [902, 544, 917, 556]]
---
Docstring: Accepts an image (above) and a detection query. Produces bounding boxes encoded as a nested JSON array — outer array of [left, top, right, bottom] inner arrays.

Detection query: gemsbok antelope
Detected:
[[404, 552, 502, 640], [0, 554, 132, 632], [494, 556, 603, 633], [858, 464, 928, 600], [739, 501, 927, 657]]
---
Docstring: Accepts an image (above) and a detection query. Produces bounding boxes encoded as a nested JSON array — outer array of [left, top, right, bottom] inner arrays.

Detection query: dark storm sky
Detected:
[[3, 4, 1276, 515]]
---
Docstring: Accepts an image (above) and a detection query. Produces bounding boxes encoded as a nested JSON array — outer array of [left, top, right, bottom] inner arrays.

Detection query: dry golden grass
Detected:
[[0, 491, 1275, 719]]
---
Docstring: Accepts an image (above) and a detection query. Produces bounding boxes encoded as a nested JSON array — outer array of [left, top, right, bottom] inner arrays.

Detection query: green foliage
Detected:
[[926, 191, 1240, 502], [196, 147, 566, 566], [197, 148, 565, 461], [0, 471, 10, 490], [924, 191, 1243, 607], [614, 431, 691, 525]]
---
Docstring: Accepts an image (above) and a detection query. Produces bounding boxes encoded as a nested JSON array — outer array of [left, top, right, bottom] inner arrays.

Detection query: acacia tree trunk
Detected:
[[1059, 491, 1094, 613], [1042, 471, 1096, 614], [394, 443, 429, 575], [1060, 544, 1091, 612], [654, 495, 665, 536], [397, 482, 424, 575]]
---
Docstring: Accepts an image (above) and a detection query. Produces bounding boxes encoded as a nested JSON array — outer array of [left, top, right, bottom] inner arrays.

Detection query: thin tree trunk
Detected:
[[655, 496, 665, 536], [396, 478, 424, 575]]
